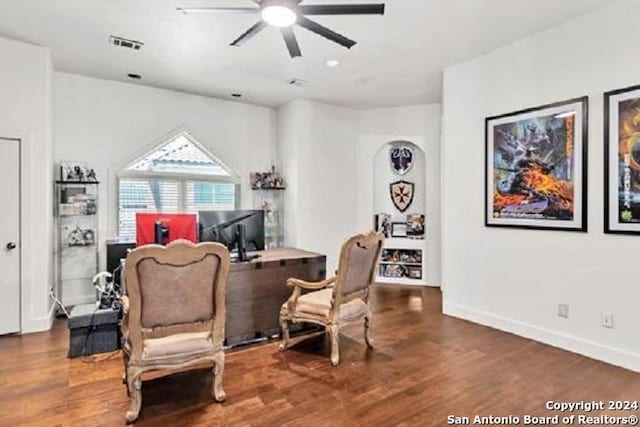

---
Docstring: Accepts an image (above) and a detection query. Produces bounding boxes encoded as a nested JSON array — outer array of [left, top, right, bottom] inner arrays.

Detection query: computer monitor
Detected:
[[135, 213, 197, 246], [198, 210, 265, 259]]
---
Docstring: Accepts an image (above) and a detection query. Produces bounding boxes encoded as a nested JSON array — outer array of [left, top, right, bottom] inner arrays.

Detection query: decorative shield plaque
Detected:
[[389, 144, 414, 175], [390, 180, 415, 213]]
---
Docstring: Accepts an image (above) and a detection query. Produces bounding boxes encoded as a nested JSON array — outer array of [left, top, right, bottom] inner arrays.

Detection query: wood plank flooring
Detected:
[[1, 286, 638, 426]]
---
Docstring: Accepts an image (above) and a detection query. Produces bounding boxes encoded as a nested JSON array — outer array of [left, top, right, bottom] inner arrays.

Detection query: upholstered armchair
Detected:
[[279, 231, 384, 366], [121, 240, 230, 423]]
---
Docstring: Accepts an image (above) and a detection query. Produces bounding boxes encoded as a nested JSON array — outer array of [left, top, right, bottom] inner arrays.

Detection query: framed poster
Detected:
[[485, 97, 588, 231], [605, 84, 640, 234]]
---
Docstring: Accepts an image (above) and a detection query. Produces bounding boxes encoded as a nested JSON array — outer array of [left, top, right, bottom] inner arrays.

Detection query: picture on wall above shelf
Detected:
[[250, 166, 285, 190], [406, 214, 425, 239], [391, 222, 408, 238], [59, 161, 98, 183], [374, 213, 392, 238]]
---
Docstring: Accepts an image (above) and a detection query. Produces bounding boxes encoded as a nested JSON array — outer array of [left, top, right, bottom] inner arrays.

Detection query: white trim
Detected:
[[22, 297, 56, 333], [112, 126, 241, 180], [443, 301, 640, 373]]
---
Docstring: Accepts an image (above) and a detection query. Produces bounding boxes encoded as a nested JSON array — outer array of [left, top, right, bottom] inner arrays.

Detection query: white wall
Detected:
[[277, 100, 358, 272], [54, 72, 276, 304], [442, 0, 640, 371], [356, 105, 442, 284], [0, 37, 54, 332]]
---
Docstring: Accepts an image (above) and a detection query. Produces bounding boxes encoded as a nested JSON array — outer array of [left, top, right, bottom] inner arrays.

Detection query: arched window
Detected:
[[117, 132, 238, 240]]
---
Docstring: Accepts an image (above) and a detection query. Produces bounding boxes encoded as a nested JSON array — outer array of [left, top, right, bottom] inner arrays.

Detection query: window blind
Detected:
[[118, 178, 236, 241], [186, 181, 236, 212]]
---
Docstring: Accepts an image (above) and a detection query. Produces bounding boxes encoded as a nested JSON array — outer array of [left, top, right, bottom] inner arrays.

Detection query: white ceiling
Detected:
[[0, 0, 608, 109]]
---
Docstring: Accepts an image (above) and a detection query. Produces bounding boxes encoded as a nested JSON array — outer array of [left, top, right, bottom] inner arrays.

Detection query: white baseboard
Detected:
[[443, 301, 640, 373], [22, 302, 56, 334]]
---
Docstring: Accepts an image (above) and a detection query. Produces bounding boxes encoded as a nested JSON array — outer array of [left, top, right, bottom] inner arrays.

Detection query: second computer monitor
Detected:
[[198, 210, 265, 252]]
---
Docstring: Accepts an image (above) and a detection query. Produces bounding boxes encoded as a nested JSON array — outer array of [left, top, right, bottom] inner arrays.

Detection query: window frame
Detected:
[[115, 133, 241, 241]]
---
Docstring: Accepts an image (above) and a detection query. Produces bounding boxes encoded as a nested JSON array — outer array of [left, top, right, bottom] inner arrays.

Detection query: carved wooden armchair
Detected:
[[121, 240, 230, 423], [279, 231, 384, 366]]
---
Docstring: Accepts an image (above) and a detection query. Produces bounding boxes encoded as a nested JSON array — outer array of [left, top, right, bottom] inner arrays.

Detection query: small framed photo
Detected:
[[406, 214, 425, 238], [374, 213, 392, 238], [391, 222, 408, 238]]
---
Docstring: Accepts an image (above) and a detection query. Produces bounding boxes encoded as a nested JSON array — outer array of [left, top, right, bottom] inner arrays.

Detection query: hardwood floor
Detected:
[[1, 286, 638, 426]]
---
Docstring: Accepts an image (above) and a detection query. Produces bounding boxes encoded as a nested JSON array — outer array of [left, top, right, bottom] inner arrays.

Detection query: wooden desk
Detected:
[[226, 248, 326, 346]]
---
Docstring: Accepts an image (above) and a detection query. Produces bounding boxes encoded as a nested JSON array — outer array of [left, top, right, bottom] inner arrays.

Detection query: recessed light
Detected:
[[231, 93, 242, 98], [326, 59, 340, 68], [127, 73, 142, 80]]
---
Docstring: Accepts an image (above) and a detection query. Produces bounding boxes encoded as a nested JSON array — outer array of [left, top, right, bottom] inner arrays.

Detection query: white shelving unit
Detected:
[[376, 237, 427, 286]]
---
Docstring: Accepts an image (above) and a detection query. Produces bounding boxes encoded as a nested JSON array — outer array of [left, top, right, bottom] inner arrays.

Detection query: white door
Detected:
[[0, 138, 20, 334]]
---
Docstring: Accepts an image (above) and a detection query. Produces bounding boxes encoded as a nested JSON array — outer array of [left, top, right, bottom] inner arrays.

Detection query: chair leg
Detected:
[[212, 353, 226, 402], [124, 369, 142, 423], [121, 351, 129, 386], [279, 317, 290, 351], [364, 315, 374, 349], [329, 324, 340, 366]]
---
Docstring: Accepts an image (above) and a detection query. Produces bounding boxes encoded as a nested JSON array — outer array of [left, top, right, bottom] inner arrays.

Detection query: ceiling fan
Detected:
[[177, 0, 386, 58]]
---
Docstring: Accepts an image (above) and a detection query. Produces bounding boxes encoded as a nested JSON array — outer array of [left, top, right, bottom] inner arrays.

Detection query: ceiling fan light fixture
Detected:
[[261, 0, 298, 27]]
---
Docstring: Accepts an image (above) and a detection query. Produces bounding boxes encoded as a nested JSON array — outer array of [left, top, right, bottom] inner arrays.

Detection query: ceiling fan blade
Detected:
[[177, 7, 260, 14], [281, 28, 302, 58], [297, 16, 356, 49], [231, 21, 268, 46], [298, 4, 385, 15]]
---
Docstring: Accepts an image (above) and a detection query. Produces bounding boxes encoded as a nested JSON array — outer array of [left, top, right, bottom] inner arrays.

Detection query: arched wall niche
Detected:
[[373, 140, 426, 220]]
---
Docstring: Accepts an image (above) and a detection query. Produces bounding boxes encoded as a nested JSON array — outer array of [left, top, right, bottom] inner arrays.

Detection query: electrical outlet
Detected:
[[602, 312, 614, 329], [558, 303, 569, 318]]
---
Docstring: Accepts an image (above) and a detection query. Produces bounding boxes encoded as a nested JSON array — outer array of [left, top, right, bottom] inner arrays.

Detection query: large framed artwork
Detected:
[[485, 97, 588, 231], [605, 84, 640, 235]]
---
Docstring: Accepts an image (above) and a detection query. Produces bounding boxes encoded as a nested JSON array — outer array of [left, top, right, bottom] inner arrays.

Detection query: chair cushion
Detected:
[[142, 332, 213, 360], [290, 288, 368, 320]]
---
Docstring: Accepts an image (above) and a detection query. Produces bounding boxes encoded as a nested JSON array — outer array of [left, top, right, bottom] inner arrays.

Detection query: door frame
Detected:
[[0, 136, 21, 333]]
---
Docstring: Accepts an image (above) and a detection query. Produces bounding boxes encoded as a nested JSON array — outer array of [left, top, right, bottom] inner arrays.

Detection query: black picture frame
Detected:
[[485, 96, 589, 232], [604, 83, 640, 235], [391, 222, 408, 238]]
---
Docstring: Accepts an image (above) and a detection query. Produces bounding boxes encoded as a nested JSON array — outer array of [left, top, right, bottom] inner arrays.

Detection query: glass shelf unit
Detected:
[[55, 181, 99, 307], [252, 188, 284, 249]]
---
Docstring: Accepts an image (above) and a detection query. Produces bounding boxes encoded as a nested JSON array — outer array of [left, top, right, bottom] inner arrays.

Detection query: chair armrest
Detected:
[[286, 276, 336, 290], [120, 295, 129, 313]]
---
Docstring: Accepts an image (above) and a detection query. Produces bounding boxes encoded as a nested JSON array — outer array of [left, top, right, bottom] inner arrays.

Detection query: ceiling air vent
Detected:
[[287, 78, 309, 88], [109, 35, 144, 50]]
